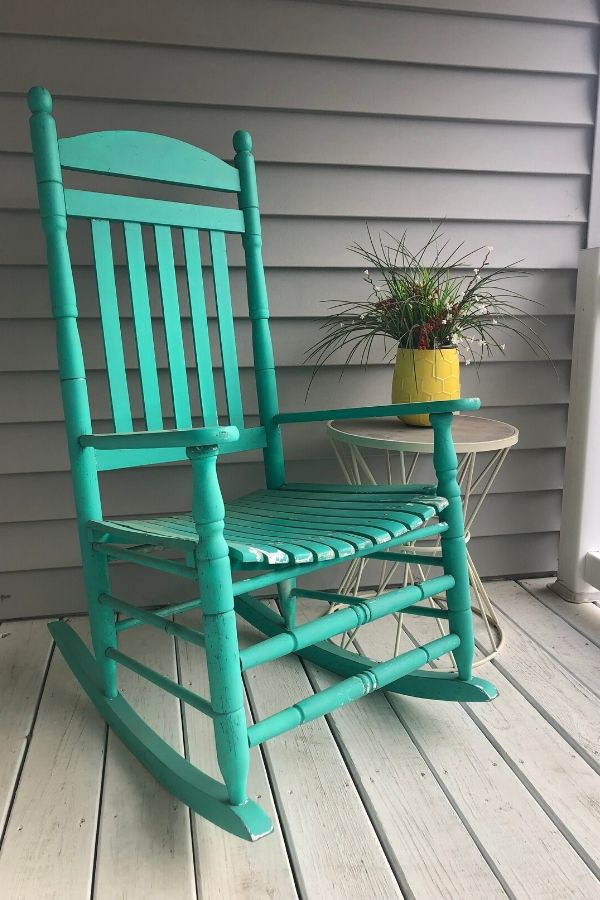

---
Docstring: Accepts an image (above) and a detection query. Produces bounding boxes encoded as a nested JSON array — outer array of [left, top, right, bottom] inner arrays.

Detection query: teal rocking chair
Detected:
[[28, 86, 497, 842]]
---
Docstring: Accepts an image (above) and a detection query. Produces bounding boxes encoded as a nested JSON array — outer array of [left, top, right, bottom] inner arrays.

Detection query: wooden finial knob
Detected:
[[27, 86, 53, 114], [233, 130, 253, 153]]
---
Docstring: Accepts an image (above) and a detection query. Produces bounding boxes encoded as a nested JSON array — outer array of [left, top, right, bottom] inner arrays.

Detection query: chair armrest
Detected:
[[273, 397, 480, 426], [80, 425, 240, 451]]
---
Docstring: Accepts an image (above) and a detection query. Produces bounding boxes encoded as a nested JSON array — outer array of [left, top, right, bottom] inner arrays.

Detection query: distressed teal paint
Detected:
[[28, 86, 118, 699], [29, 87, 496, 842]]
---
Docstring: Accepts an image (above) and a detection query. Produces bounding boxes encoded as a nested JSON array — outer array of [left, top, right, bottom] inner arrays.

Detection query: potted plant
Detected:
[[307, 226, 548, 426]]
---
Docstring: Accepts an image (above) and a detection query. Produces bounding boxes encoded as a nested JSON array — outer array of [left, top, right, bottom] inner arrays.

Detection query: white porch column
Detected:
[[552, 247, 600, 603]]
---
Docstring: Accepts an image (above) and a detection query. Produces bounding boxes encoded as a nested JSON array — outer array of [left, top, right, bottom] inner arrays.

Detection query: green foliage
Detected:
[[307, 225, 550, 375]]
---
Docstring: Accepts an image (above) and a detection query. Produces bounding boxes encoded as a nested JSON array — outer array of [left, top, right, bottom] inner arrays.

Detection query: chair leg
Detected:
[[430, 412, 474, 681], [277, 578, 297, 629], [82, 538, 118, 698], [189, 446, 249, 807]]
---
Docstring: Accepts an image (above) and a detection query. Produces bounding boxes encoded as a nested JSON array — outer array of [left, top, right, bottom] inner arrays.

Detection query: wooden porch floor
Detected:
[[1, 578, 599, 900]]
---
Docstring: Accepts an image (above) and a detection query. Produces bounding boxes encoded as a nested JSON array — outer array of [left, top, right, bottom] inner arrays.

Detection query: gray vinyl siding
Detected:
[[0, 0, 596, 617]]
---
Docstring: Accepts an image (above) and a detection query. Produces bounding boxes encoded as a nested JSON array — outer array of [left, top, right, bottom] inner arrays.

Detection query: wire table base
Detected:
[[326, 416, 518, 670]]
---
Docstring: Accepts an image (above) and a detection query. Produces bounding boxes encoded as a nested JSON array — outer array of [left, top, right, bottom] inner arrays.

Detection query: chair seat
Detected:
[[92, 482, 448, 567]]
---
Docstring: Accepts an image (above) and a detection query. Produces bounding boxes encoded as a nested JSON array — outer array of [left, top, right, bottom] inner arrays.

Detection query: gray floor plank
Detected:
[[0, 619, 105, 900], [239, 614, 403, 900], [1, 585, 599, 899], [403, 611, 600, 880], [93, 624, 196, 900], [354, 615, 600, 900], [488, 579, 600, 696], [296, 605, 506, 899], [520, 577, 600, 648], [176, 611, 298, 900], [0, 618, 53, 839]]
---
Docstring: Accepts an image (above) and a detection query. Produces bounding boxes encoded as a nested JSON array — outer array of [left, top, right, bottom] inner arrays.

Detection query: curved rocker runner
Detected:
[[28, 86, 497, 842]]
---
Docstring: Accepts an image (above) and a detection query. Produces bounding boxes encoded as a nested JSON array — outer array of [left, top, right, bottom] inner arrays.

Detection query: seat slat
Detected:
[[249, 491, 443, 518], [210, 231, 244, 428], [232, 496, 427, 530], [225, 512, 359, 558], [154, 225, 193, 429], [123, 222, 162, 431], [95, 486, 448, 567], [183, 228, 219, 426], [282, 482, 437, 494], [224, 517, 340, 562], [227, 504, 408, 541], [222, 525, 314, 565], [91, 219, 133, 432]]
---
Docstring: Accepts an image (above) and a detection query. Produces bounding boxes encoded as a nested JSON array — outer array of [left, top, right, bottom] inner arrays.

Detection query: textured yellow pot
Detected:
[[392, 347, 460, 427]]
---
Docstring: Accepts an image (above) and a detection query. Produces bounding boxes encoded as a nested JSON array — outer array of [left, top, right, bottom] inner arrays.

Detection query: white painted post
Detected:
[[552, 247, 600, 602]]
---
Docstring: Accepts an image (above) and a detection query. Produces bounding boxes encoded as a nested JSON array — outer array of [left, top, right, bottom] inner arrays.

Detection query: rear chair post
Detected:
[[28, 87, 118, 697], [188, 445, 249, 806], [234, 130, 285, 489], [430, 411, 474, 680]]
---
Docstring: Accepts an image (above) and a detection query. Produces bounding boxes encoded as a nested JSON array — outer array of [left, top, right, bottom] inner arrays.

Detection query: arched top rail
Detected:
[[58, 130, 241, 193]]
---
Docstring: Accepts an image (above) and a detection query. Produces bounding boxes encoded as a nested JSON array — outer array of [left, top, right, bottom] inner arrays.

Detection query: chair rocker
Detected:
[[29, 86, 497, 842]]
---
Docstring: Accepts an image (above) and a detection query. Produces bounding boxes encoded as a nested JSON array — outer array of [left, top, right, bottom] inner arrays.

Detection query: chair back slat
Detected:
[[123, 222, 163, 431], [65, 189, 245, 232], [209, 230, 244, 429], [154, 225, 193, 429], [91, 218, 133, 432], [182, 228, 219, 426]]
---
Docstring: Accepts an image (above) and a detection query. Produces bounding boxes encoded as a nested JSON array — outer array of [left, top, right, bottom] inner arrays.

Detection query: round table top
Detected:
[[327, 415, 519, 454]]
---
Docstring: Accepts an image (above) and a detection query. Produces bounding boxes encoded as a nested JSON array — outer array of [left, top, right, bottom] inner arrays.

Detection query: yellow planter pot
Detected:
[[392, 348, 461, 427]]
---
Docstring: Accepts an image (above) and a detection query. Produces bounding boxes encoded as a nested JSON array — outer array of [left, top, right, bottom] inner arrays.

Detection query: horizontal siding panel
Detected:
[[0, 527, 559, 619], [0, 316, 573, 372], [0, 449, 564, 524], [0, 212, 585, 268], [0, 267, 577, 319], [1, 0, 596, 74], [0, 485, 560, 572], [327, 0, 599, 25], [0, 361, 571, 424], [1, 154, 588, 222], [0, 405, 567, 475], [2, 97, 591, 175], [2, 1, 592, 598], [0, 36, 593, 125], [0, 502, 560, 572], [0, 563, 199, 620]]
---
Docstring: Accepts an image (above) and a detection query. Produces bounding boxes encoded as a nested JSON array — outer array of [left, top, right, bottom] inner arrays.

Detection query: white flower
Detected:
[[364, 269, 369, 276], [487, 245, 494, 252], [500, 343, 506, 350], [441, 318, 447, 324], [465, 359, 471, 365], [359, 312, 368, 319], [473, 268, 479, 275], [492, 318, 498, 325]]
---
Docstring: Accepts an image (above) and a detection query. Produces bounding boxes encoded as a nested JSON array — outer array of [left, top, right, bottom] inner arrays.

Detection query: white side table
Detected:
[[327, 415, 519, 669]]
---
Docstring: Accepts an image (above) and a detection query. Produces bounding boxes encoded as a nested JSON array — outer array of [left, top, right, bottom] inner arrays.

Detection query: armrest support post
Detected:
[[187, 446, 249, 806], [430, 411, 474, 681]]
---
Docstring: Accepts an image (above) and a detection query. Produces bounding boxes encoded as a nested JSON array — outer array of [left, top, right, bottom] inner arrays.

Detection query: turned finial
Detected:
[[27, 86, 53, 114], [233, 130, 253, 153]]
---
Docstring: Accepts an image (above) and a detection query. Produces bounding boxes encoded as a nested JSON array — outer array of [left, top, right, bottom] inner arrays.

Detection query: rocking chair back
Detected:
[[29, 87, 284, 488]]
